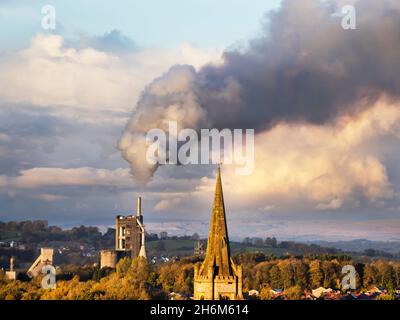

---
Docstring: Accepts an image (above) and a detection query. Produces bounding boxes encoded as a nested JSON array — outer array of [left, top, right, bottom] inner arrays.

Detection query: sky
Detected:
[[0, 0, 279, 49], [1, 0, 400, 241]]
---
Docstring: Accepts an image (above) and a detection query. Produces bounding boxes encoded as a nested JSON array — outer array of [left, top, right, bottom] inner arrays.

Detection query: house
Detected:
[[271, 288, 283, 295], [169, 292, 187, 300], [369, 286, 385, 294], [270, 288, 284, 299], [248, 289, 259, 297], [355, 293, 375, 300], [323, 290, 341, 300], [312, 287, 333, 299]]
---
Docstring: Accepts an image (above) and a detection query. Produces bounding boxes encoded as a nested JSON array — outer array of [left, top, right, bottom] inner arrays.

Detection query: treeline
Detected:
[[243, 237, 339, 254], [0, 257, 193, 300], [239, 253, 400, 297], [0, 220, 114, 249], [242, 237, 398, 258], [1, 254, 400, 300], [0, 220, 197, 247]]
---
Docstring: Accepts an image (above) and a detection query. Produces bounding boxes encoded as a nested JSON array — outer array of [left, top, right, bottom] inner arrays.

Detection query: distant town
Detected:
[[1, 220, 400, 300], [1, 169, 400, 300]]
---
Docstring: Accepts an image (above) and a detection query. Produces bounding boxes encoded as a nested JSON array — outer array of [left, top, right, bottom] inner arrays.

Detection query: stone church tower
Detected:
[[194, 167, 243, 300]]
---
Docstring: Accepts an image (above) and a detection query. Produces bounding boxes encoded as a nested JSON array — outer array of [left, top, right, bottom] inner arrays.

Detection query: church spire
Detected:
[[199, 165, 233, 277]]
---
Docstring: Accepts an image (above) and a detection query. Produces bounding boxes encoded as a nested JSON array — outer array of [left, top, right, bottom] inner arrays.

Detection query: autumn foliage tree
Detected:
[[1, 255, 400, 300]]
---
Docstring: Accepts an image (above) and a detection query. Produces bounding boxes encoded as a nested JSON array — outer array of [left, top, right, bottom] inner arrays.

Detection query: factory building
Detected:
[[100, 196, 146, 269]]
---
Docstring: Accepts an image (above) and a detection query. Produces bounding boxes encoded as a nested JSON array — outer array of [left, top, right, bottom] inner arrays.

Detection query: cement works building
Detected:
[[100, 196, 146, 268]]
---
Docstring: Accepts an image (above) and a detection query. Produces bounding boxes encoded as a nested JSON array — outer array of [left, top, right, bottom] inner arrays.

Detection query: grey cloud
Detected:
[[74, 29, 137, 54], [0, 104, 70, 175], [0, 101, 207, 224], [0, 102, 129, 175], [119, 0, 400, 182], [0, 165, 208, 226]]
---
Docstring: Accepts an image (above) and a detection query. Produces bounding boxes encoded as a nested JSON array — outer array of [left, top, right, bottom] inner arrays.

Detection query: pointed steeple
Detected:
[[199, 165, 233, 277]]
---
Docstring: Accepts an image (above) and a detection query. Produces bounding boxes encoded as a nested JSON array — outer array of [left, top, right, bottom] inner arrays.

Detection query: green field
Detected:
[[146, 239, 288, 258]]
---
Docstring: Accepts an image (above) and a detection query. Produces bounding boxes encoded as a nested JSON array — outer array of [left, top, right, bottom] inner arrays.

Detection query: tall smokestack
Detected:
[[136, 196, 142, 217], [10, 256, 14, 272]]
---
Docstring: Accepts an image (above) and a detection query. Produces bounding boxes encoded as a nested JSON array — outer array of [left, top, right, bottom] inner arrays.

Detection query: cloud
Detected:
[[0, 33, 223, 114], [190, 99, 399, 214], [4, 97, 398, 224], [317, 199, 343, 210], [0, 104, 71, 175], [0, 167, 133, 189], [30, 193, 67, 202], [153, 197, 182, 212], [77, 29, 137, 54], [0, 33, 222, 200], [145, 218, 400, 241], [262, 205, 276, 212], [119, 0, 400, 182], [0, 164, 211, 224], [0, 102, 131, 182]]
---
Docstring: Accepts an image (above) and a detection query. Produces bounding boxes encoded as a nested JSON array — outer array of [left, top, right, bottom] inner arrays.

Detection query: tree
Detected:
[[98, 257, 151, 300], [116, 257, 131, 277], [242, 237, 252, 246], [377, 290, 396, 300], [354, 263, 365, 290], [284, 285, 303, 300], [374, 261, 396, 290], [0, 270, 8, 285], [191, 233, 200, 240], [363, 264, 377, 289], [253, 261, 272, 290], [157, 260, 194, 296], [321, 260, 336, 288], [173, 263, 193, 295], [269, 265, 282, 289], [159, 232, 168, 240], [294, 260, 309, 289], [309, 260, 323, 289], [392, 262, 400, 288], [280, 260, 295, 289], [259, 286, 273, 300], [271, 237, 278, 248], [253, 238, 264, 247]]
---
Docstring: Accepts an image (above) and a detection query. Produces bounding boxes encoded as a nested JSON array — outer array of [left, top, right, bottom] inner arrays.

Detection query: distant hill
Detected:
[[1, 220, 399, 268], [309, 239, 400, 255]]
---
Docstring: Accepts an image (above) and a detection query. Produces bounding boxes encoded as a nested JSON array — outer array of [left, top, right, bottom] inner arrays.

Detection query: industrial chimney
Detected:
[[136, 196, 142, 217], [10, 256, 14, 272]]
